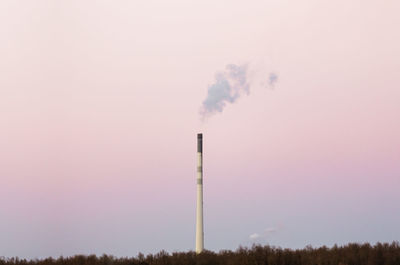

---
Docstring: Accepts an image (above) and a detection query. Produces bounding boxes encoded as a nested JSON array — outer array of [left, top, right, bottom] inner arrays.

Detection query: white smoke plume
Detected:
[[200, 64, 249, 120]]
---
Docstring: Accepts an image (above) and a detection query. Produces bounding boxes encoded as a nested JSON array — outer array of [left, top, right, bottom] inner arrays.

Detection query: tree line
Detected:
[[1, 242, 399, 265]]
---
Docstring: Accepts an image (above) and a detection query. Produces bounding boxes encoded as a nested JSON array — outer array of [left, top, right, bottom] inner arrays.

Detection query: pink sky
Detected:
[[0, 0, 399, 259]]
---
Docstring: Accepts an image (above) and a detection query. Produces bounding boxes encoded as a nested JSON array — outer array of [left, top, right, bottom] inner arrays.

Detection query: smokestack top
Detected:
[[197, 133, 202, 153]]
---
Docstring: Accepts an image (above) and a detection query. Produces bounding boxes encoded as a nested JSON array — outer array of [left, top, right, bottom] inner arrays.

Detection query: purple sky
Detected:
[[1, 0, 400, 259]]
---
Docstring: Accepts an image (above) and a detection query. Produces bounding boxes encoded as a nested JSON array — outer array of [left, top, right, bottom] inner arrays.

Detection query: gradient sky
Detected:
[[1, 0, 400, 259]]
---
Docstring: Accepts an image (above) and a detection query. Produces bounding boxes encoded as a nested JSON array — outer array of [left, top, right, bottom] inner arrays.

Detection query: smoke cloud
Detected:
[[200, 64, 249, 119], [200, 64, 279, 120]]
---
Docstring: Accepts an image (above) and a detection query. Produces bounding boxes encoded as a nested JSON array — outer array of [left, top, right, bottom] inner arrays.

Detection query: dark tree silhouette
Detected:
[[1, 242, 400, 265]]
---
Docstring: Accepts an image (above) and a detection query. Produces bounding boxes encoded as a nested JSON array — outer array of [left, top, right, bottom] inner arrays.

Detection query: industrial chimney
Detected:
[[196, 133, 204, 253]]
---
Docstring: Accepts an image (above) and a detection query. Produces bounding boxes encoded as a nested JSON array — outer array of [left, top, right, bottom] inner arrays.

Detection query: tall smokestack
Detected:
[[196, 133, 204, 253]]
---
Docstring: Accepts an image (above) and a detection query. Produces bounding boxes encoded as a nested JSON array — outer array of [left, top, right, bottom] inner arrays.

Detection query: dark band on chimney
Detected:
[[197, 133, 202, 153]]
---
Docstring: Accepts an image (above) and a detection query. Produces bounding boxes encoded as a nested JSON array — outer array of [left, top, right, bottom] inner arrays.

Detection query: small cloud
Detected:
[[249, 233, 261, 240], [268, 72, 278, 87], [259, 72, 279, 89], [249, 224, 283, 241]]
